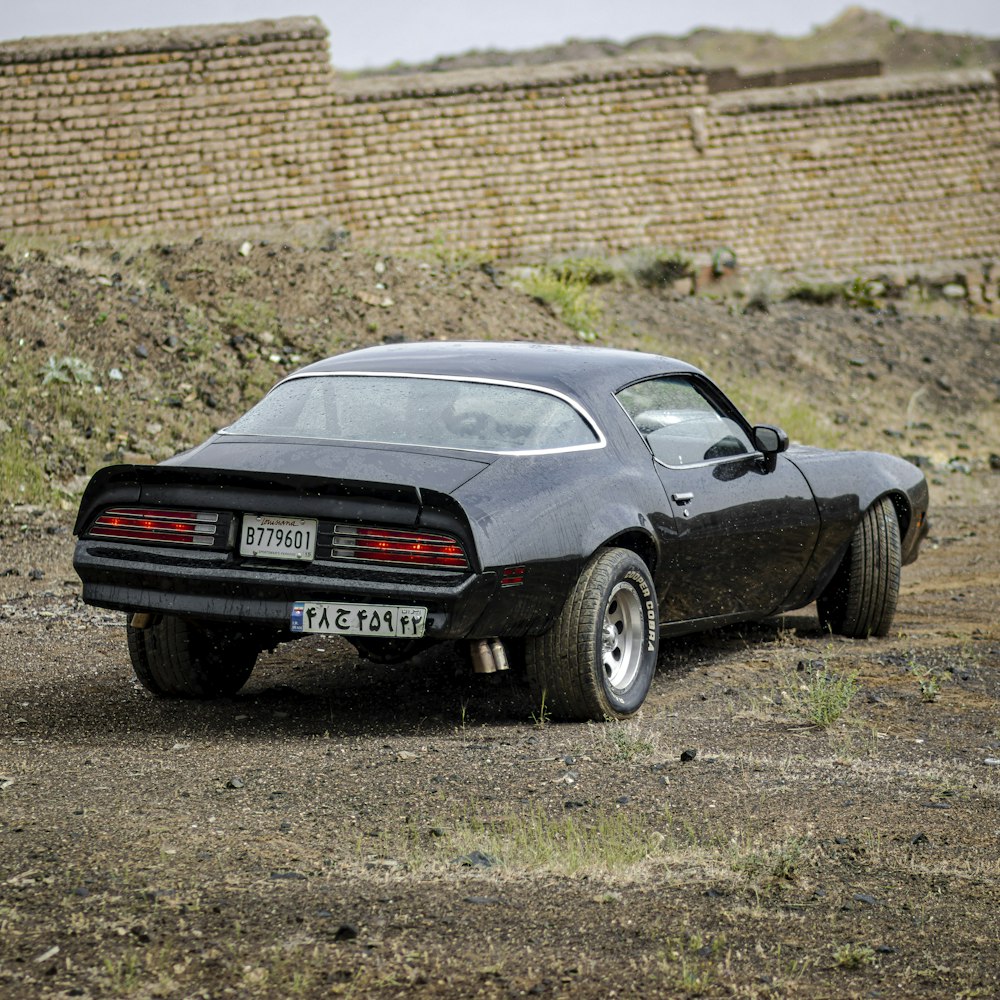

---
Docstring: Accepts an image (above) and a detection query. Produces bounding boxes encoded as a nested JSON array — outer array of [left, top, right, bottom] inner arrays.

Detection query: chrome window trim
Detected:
[[218, 370, 607, 456], [653, 453, 764, 472]]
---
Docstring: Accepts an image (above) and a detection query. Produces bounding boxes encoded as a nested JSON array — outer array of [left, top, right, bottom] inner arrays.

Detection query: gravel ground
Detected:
[[1, 472, 998, 999]]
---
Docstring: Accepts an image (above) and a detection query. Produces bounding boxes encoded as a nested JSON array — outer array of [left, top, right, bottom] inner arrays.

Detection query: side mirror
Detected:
[[753, 425, 789, 470], [753, 424, 789, 455]]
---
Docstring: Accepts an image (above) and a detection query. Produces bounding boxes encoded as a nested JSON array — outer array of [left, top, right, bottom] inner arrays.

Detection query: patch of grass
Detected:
[[365, 804, 667, 877], [415, 234, 492, 272], [101, 951, 144, 994], [787, 276, 881, 310], [742, 269, 783, 313], [732, 836, 812, 893], [443, 805, 666, 875], [621, 247, 692, 287], [216, 296, 278, 337], [516, 267, 603, 335], [0, 430, 49, 503], [656, 932, 729, 993], [549, 254, 618, 286], [798, 664, 858, 727], [602, 719, 658, 762], [833, 943, 876, 969], [788, 280, 844, 305]]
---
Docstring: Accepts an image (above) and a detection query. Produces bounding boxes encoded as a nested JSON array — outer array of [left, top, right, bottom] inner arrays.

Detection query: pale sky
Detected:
[[3, 1, 998, 70]]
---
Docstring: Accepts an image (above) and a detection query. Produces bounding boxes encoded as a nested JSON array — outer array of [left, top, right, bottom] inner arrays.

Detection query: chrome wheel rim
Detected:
[[601, 581, 644, 691]]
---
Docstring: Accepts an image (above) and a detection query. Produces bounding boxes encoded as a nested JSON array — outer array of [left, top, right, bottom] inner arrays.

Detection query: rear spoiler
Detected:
[[73, 464, 429, 536]]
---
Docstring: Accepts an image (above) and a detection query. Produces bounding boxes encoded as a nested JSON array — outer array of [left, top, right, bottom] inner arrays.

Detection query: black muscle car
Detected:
[[73, 342, 929, 720]]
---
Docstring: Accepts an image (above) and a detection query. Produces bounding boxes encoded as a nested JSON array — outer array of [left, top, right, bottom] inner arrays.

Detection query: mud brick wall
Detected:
[[0, 19, 336, 231], [330, 55, 708, 255], [1, 17, 998, 269], [696, 71, 1000, 267], [334, 63, 999, 266]]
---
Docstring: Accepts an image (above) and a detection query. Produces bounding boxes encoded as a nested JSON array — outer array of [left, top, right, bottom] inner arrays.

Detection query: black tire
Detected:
[[126, 615, 259, 698], [817, 496, 901, 638], [525, 547, 658, 721]]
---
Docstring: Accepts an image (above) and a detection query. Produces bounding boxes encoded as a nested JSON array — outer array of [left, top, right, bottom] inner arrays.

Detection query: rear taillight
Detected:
[[89, 507, 219, 546], [331, 525, 469, 569]]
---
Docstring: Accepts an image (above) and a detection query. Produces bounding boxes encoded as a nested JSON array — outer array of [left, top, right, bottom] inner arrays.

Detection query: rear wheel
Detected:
[[526, 547, 658, 721], [817, 497, 901, 638], [126, 615, 259, 697]]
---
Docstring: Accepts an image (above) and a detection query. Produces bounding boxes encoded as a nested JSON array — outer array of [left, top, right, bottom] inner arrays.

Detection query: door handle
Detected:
[[671, 492, 694, 505]]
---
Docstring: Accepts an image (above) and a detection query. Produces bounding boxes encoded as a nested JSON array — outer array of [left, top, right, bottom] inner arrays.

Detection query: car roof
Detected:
[[289, 342, 701, 399]]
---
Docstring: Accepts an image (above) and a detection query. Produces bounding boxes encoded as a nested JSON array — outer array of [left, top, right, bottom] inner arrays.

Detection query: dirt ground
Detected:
[[0, 470, 996, 1000], [1, 239, 999, 998]]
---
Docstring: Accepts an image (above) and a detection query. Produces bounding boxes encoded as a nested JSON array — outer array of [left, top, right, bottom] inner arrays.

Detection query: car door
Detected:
[[616, 375, 820, 623]]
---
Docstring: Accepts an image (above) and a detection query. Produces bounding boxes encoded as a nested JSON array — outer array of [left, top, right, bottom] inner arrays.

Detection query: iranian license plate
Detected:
[[240, 515, 317, 561], [290, 601, 427, 638]]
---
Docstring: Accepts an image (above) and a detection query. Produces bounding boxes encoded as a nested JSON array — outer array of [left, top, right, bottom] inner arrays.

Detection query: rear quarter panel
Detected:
[[451, 446, 665, 632]]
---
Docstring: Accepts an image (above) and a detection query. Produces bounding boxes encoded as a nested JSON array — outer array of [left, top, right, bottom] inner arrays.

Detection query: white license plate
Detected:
[[240, 515, 317, 561], [290, 601, 427, 638]]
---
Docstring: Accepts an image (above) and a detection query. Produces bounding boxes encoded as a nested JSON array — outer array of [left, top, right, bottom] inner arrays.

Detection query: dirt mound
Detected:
[[1, 236, 997, 508]]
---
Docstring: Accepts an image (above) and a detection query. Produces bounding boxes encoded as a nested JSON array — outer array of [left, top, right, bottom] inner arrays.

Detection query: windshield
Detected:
[[222, 374, 602, 454]]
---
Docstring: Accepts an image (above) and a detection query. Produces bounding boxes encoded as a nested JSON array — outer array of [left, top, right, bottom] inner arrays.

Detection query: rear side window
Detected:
[[616, 376, 752, 467], [223, 374, 601, 454]]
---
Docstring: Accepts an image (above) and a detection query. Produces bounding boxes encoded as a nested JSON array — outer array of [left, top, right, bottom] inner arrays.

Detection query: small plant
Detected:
[[531, 689, 551, 728], [800, 665, 858, 727], [834, 943, 876, 969], [603, 719, 657, 762], [734, 836, 809, 887], [455, 699, 470, 736], [39, 354, 95, 385], [710, 246, 737, 277], [657, 934, 727, 993], [787, 280, 843, 305], [102, 951, 144, 993], [908, 658, 942, 702], [623, 247, 692, 287], [516, 267, 603, 335], [843, 276, 879, 310], [549, 255, 617, 286]]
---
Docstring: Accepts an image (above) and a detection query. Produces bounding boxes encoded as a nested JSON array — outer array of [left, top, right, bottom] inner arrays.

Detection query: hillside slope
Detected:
[[0, 236, 997, 507], [363, 7, 1000, 76]]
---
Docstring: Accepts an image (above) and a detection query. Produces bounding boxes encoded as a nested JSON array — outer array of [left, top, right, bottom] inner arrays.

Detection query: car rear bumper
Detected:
[[73, 540, 499, 638]]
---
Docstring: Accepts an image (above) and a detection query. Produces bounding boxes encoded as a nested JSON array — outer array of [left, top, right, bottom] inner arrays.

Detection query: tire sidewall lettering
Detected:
[[622, 566, 658, 655], [600, 560, 658, 710]]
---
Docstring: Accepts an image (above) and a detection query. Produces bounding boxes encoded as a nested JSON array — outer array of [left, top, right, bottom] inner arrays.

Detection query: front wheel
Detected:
[[126, 615, 260, 698], [817, 496, 901, 638], [526, 547, 658, 721]]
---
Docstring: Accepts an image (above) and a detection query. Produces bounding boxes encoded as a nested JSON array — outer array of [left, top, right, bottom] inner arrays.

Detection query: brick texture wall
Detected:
[[0, 19, 336, 231], [330, 55, 708, 254], [1, 18, 998, 268]]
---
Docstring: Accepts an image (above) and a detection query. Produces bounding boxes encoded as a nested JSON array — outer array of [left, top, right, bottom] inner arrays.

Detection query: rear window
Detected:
[[222, 374, 601, 454]]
